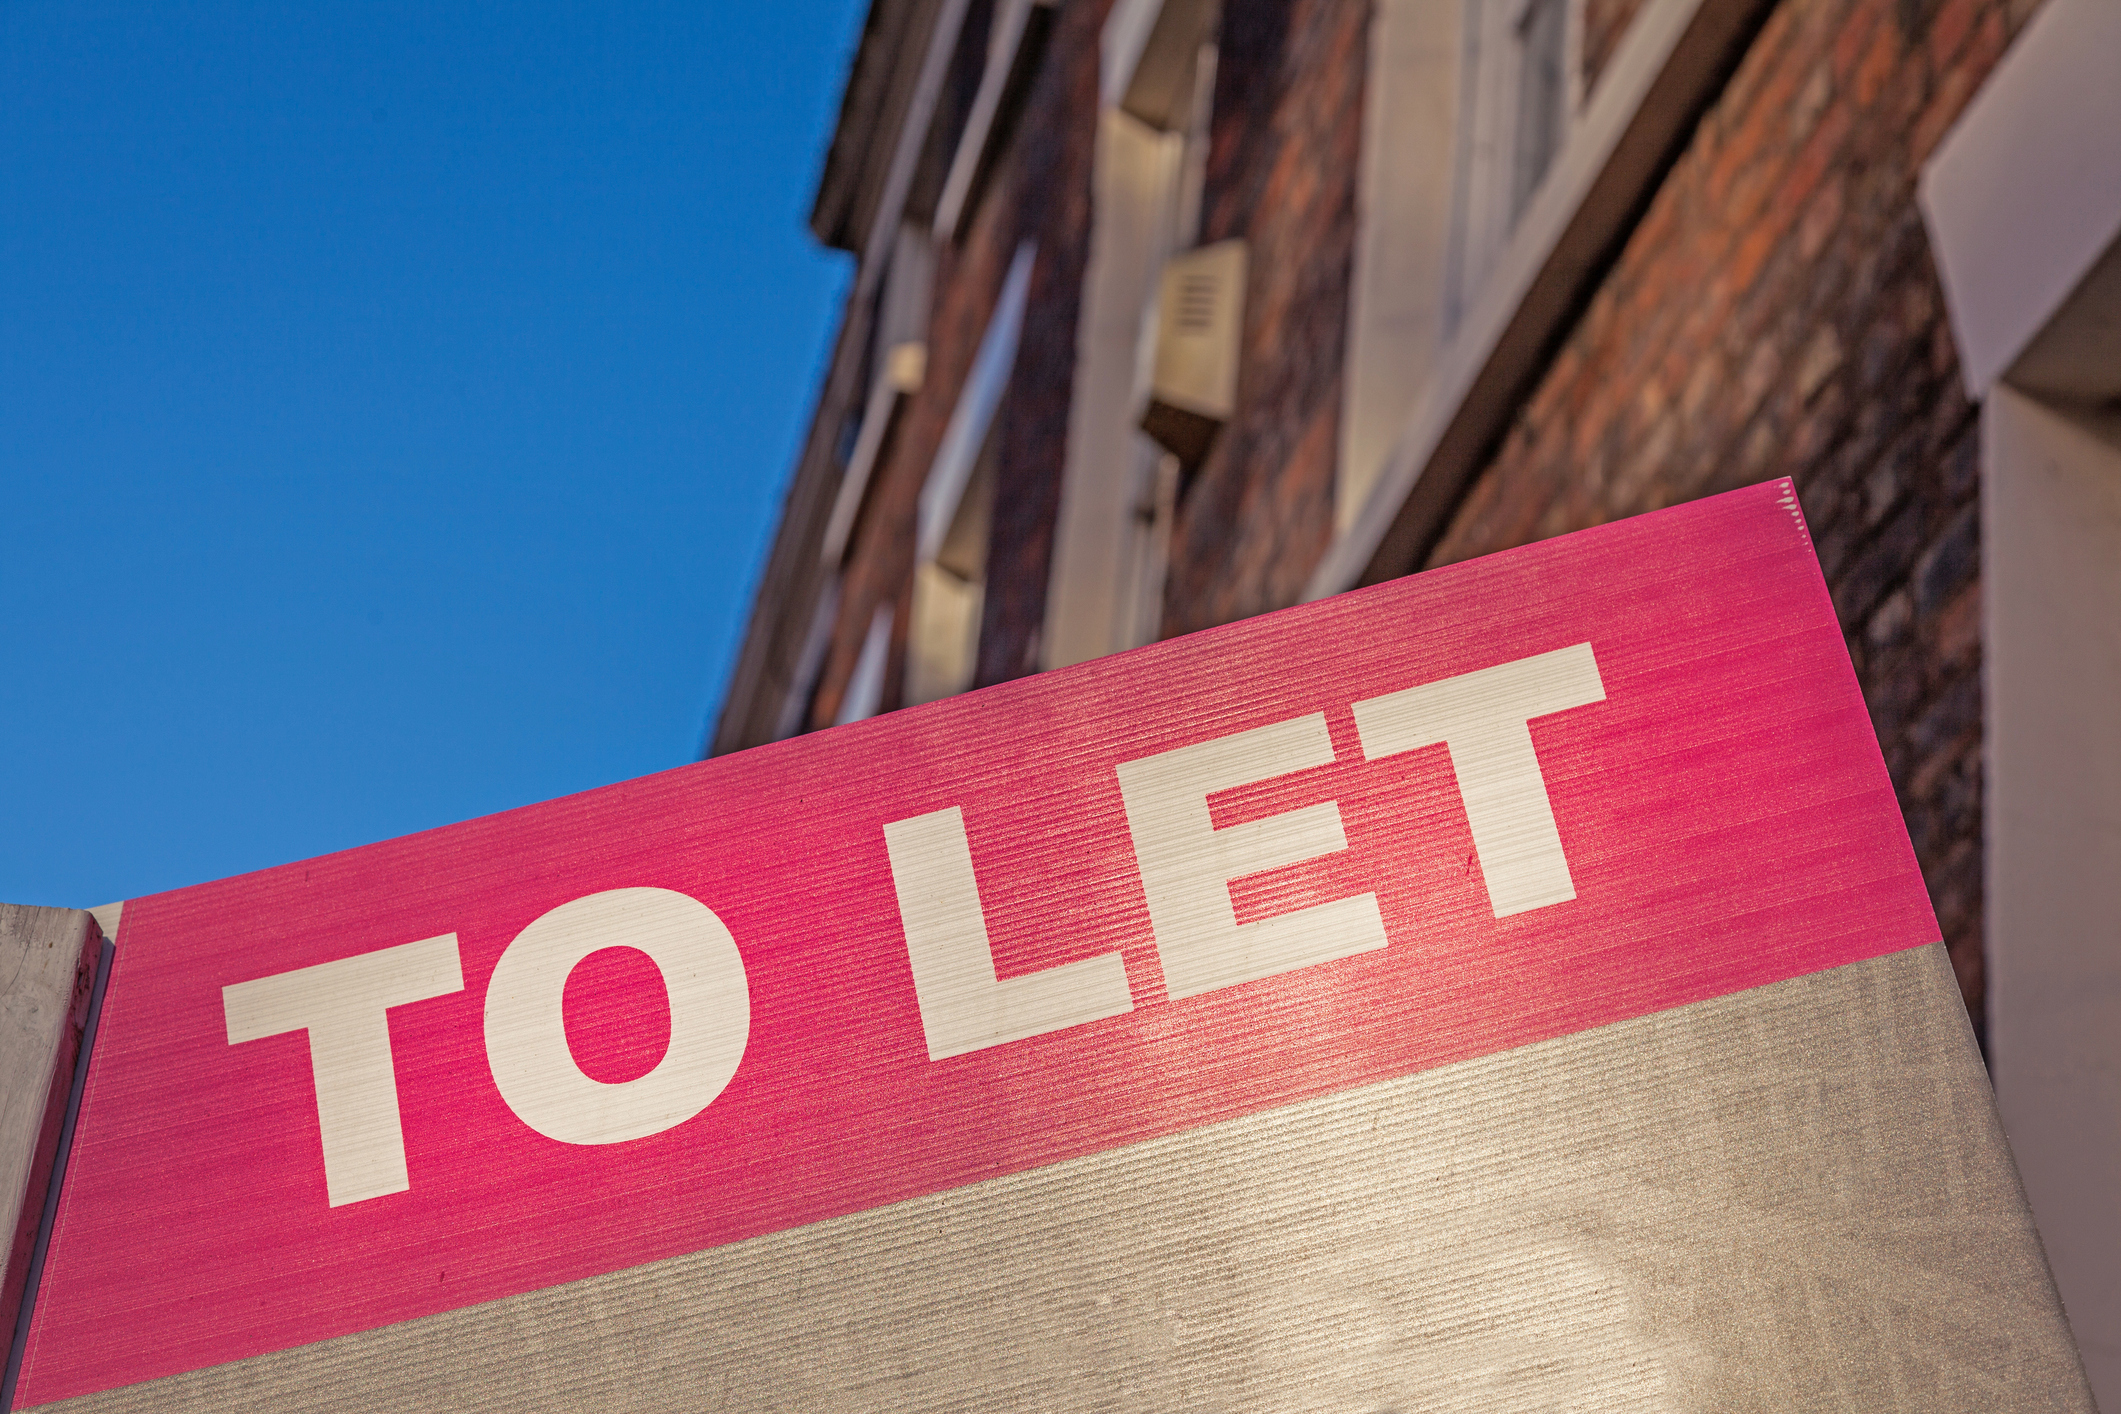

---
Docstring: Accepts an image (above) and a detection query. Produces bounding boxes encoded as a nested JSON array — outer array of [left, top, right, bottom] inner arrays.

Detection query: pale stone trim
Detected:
[[1917, 0, 2121, 402]]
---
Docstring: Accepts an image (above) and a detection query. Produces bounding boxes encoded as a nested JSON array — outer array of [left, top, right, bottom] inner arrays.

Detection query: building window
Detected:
[[834, 604, 896, 726], [778, 224, 933, 739], [903, 241, 1036, 706], [1511, 0, 1569, 223], [906, 431, 995, 705], [932, 0, 1059, 241], [1446, 0, 1582, 334], [1042, 0, 1222, 672]]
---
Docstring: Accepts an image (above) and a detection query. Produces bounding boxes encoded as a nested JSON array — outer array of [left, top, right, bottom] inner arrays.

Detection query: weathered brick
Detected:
[[1853, 17, 1900, 106], [1795, 326, 1846, 401], [1834, 500, 1925, 628], [1862, 448, 1910, 525], [1798, 171, 1845, 260], [1914, 499, 1979, 615], [1911, 60, 1977, 163], [1934, 579, 1981, 666], [1868, 586, 1914, 646], [1928, 0, 1980, 63], [1865, 643, 1926, 729], [1910, 669, 1981, 758]]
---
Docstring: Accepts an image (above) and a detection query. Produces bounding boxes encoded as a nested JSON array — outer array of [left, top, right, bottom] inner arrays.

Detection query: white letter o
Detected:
[[484, 887, 750, 1145]]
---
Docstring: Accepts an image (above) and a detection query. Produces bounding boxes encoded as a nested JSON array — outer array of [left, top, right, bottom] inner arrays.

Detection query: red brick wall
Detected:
[[1426, 0, 2037, 1034], [1159, 0, 1369, 638]]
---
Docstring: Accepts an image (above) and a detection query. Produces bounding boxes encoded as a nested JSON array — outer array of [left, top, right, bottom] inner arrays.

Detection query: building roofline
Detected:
[[711, 0, 977, 757]]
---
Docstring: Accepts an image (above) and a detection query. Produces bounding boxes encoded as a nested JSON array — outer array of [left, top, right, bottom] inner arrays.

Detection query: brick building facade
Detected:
[[1430, 0, 2019, 1031], [718, 0, 2118, 1387]]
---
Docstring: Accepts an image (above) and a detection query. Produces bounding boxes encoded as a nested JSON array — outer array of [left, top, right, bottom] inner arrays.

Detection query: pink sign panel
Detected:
[[16, 481, 1937, 1405]]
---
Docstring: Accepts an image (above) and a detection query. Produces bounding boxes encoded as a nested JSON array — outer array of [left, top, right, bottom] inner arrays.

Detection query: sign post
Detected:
[[4, 482, 2094, 1410]]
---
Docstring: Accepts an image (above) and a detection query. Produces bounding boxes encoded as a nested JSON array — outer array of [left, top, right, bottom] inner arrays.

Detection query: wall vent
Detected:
[[1141, 238, 1247, 467]]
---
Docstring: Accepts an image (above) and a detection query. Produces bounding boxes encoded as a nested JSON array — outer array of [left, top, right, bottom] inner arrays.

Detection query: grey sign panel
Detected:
[[43, 946, 2091, 1413]]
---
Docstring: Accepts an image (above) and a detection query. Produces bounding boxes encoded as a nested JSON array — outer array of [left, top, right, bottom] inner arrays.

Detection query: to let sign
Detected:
[[14, 482, 1954, 1406]]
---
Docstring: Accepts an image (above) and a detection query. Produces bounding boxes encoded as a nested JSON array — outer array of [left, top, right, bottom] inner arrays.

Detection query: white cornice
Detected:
[[1919, 0, 2121, 403]]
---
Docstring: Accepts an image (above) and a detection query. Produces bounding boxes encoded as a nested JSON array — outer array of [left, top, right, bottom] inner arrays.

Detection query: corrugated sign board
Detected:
[[8, 481, 2093, 1410]]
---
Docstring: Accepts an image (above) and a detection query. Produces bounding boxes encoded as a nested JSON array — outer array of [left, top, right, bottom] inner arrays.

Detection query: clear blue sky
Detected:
[[1, 0, 866, 908]]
